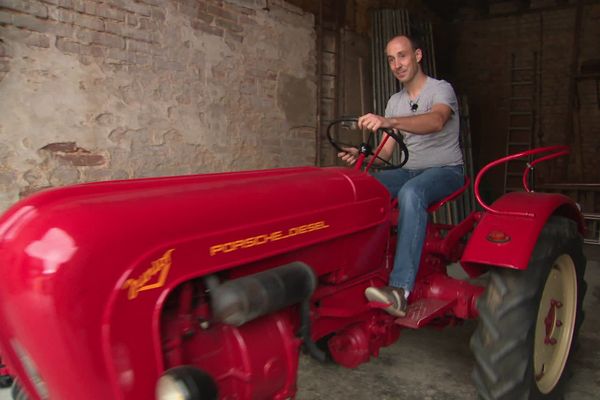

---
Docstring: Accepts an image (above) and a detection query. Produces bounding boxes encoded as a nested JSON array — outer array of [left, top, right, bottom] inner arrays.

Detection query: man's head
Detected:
[[385, 35, 423, 84]]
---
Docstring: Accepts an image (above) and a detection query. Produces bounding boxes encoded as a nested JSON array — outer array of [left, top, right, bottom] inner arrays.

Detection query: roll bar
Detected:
[[474, 145, 570, 217]]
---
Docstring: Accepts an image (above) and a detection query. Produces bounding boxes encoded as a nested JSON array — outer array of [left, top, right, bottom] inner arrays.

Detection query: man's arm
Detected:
[[337, 132, 396, 165], [337, 102, 452, 165], [337, 101, 453, 165], [358, 103, 453, 135]]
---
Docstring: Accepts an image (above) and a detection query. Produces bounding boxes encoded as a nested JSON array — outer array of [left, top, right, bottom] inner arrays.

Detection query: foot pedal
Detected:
[[394, 298, 455, 329]]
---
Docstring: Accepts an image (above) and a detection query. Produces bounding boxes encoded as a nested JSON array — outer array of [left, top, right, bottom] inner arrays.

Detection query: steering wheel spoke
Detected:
[[327, 117, 409, 171], [375, 155, 393, 166]]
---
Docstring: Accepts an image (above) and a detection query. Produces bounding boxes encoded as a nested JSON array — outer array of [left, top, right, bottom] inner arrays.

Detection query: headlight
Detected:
[[156, 374, 190, 400], [156, 366, 218, 400]]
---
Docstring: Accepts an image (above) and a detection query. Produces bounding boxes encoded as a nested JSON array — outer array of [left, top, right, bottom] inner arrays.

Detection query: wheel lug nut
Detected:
[[544, 337, 557, 345]]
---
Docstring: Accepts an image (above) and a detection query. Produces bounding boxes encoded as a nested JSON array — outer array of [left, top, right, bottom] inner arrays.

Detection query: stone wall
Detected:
[[0, 0, 317, 212]]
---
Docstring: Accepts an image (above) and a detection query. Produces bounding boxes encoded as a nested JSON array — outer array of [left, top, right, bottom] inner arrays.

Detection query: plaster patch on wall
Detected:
[[277, 73, 316, 128]]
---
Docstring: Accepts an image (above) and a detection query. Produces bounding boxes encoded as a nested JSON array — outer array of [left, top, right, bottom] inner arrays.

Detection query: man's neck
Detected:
[[404, 71, 428, 99]]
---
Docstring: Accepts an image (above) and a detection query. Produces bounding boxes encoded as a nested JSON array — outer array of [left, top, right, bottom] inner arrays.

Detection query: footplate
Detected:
[[394, 298, 455, 329]]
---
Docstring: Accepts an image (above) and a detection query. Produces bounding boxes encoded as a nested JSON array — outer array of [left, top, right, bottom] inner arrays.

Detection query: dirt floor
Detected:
[[2, 247, 599, 400]]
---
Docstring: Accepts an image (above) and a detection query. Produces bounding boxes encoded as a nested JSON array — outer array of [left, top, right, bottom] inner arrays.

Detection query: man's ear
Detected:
[[415, 49, 422, 63]]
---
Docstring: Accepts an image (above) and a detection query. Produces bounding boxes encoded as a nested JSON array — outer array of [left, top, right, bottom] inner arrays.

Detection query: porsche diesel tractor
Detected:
[[0, 119, 586, 400]]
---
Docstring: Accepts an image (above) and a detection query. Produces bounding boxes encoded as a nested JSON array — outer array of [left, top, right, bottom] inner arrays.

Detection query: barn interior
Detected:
[[0, 0, 599, 398]]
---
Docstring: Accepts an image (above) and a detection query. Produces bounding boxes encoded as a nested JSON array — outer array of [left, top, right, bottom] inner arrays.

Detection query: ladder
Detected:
[[317, 22, 339, 167], [504, 52, 539, 192]]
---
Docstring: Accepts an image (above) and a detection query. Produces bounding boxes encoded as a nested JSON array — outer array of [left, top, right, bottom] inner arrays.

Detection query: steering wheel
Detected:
[[326, 117, 409, 171]]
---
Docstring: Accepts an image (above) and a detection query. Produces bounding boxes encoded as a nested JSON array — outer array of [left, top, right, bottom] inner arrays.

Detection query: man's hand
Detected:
[[337, 146, 359, 165], [358, 113, 391, 132]]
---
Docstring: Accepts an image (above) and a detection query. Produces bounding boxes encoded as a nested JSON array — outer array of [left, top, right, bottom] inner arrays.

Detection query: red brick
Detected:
[[207, 4, 237, 21], [77, 27, 125, 48], [11, 13, 50, 32], [40, 142, 79, 153], [91, 4, 126, 21], [238, 14, 257, 25], [215, 17, 243, 33], [105, 48, 149, 65], [105, 21, 157, 42], [125, 13, 138, 27], [56, 153, 105, 166], [138, 0, 161, 5], [178, 0, 201, 15], [108, 0, 151, 16], [225, 31, 243, 43], [126, 38, 159, 54], [190, 20, 223, 37], [1, 0, 48, 19], [197, 11, 214, 25], [151, 7, 165, 22], [0, 10, 11, 24], [54, 8, 104, 31], [138, 17, 157, 31]]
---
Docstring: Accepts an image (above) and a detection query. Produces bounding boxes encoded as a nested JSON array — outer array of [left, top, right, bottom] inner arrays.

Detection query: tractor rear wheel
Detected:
[[470, 216, 586, 400]]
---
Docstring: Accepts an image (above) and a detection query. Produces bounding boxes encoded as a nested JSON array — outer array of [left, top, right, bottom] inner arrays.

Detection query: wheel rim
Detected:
[[533, 254, 578, 394]]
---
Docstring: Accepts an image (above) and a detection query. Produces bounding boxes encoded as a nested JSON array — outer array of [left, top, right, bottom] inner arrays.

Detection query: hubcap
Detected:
[[533, 254, 578, 394]]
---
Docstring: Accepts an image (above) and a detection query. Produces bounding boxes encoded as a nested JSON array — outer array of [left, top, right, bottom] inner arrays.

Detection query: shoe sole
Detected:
[[364, 287, 406, 318]]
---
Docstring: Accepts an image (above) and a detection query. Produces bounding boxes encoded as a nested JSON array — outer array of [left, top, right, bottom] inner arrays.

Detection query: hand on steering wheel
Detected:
[[337, 146, 359, 165], [327, 117, 408, 171], [357, 113, 388, 132]]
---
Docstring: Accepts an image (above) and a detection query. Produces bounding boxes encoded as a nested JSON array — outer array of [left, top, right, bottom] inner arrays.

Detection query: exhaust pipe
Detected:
[[210, 262, 316, 327]]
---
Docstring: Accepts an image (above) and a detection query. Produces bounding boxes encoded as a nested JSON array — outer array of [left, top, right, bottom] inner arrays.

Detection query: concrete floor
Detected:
[[2, 246, 599, 400], [296, 245, 600, 400]]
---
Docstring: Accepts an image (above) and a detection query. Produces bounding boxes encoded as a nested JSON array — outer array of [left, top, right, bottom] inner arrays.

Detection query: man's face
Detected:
[[386, 37, 422, 83]]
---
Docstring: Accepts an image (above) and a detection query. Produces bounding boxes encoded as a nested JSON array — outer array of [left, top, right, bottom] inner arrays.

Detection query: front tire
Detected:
[[11, 379, 28, 400], [0, 375, 12, 389], [470, 216, 587, 399]]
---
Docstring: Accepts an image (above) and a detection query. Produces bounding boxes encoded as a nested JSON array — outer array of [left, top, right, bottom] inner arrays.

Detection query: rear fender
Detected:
[[462, 192, 583, 272]]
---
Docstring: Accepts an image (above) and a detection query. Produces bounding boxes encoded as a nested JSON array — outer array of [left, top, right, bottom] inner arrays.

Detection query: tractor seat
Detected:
[[427, 176, 471, 214]]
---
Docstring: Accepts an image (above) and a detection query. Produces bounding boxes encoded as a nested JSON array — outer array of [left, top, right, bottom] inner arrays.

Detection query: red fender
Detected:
[[461, 191, 583, 272]]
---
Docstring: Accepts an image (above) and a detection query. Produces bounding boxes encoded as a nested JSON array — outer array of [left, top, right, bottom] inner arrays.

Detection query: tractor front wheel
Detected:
[[10, 379, 28, 400], [470, 216, 586, 399]]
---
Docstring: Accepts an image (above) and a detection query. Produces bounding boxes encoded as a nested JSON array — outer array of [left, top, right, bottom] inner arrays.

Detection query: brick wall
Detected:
[[451, 2, 600, 196], [0, 0, 316, 212]]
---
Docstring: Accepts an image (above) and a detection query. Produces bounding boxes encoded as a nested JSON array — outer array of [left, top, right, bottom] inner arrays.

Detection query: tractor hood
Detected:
[[0, 166, 390, 400]]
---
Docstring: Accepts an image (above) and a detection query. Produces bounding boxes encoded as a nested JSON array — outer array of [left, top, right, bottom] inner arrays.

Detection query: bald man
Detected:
[[338, 35, 464, 317]]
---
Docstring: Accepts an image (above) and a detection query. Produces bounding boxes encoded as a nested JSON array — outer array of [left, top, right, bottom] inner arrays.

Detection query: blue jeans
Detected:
[[373, 165, 464, 292]]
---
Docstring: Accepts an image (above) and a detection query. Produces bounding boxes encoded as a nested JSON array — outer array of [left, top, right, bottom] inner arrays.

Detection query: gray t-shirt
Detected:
[[385, 77, 463, 170]]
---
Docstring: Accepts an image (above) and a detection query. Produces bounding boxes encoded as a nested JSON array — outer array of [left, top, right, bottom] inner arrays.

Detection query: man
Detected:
[[338, 35, 464, 317]]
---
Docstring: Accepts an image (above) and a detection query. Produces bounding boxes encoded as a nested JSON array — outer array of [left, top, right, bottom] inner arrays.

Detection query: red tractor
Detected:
[[0, 119, 587, 400]]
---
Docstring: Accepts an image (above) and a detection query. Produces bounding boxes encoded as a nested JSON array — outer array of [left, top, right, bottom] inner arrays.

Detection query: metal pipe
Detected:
[[299, 299, 328, 363], [315, 0, 323, 166]]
